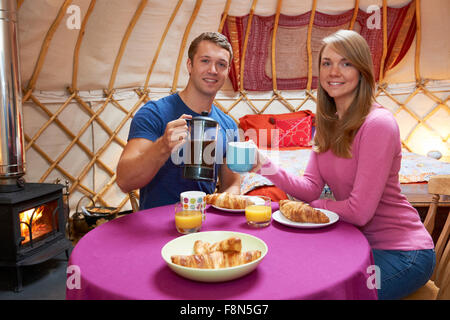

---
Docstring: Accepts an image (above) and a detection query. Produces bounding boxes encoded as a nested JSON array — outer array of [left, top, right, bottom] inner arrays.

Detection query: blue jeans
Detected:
[[372, 249, 436, 300]]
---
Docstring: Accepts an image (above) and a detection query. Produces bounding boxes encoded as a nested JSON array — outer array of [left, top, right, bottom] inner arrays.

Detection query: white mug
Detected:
[[180, 191, 206, 221], [226, 141, 257, 172]]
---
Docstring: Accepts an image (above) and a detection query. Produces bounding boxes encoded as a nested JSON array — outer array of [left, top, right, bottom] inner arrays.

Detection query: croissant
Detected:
[[171, 250, 261, 269], [205, 192, 249, 209], [279, 200, 330, 224], [193, 237, 242, 255]]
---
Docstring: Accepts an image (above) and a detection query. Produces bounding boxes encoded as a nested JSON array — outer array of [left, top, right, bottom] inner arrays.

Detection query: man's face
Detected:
[[187, 40, 231, 98]]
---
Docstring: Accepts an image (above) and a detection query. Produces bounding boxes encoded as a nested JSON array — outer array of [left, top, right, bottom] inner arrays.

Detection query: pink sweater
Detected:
[[259, 107, 434, 250]]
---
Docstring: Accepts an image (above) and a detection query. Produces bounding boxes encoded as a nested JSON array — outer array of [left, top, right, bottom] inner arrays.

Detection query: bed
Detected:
[[240, 148, 450, 205], [237, 111, 450, 207]]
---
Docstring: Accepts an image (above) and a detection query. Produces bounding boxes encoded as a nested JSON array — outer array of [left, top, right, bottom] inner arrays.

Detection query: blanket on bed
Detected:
[[241, 149, 450, 195]]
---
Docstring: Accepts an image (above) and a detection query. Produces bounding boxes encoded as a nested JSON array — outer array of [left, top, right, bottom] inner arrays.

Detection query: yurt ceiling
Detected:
[[16, 0, 450, 213], [19, 0, 450, 91]]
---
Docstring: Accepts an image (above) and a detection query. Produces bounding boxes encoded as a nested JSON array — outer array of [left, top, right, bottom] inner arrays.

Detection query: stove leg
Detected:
[[14, 266, 23, 292]]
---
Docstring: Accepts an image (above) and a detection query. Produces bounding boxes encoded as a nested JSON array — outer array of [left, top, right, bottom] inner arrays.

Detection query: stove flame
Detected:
[[19, 206, 45, 243]]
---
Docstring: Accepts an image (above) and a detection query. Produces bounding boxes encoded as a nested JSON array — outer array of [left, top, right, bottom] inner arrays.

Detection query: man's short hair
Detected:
[[188, 32, 233, 64]]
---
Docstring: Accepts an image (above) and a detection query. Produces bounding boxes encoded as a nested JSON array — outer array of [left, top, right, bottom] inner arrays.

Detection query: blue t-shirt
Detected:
[[128, 93, 238, 209]]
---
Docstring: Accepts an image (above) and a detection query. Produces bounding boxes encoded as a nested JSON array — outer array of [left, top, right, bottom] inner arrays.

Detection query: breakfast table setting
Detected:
[[67, 136, 378, 300], [66, 196, 378, 300]]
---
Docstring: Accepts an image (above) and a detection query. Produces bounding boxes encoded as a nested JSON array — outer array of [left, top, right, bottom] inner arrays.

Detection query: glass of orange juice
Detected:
[[245, 196, 272, 227], [174, 202, 202, 234]]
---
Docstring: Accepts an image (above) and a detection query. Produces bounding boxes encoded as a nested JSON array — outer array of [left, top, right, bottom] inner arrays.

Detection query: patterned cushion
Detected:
[[239, 110, 314, 148], [274, 117, 313, 148]]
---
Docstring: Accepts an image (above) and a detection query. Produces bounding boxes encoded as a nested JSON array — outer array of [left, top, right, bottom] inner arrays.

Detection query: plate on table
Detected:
[[161, 231, 268, 282], [210, 196, 265, 213], [273, 208, 339, 229]]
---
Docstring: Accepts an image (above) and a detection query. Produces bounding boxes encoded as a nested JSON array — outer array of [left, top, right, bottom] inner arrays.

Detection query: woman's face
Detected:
[[319, 45, 360, 110]]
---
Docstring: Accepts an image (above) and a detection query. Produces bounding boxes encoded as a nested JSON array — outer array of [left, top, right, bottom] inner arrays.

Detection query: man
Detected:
[[116, 32, 241, 209]]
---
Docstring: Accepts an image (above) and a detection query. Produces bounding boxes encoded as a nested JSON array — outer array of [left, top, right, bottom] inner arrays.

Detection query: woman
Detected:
[[252, 30, 435, 300]]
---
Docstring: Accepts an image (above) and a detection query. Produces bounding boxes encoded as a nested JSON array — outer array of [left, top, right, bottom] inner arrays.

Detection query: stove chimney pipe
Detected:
[[0, 0, 25, 191]]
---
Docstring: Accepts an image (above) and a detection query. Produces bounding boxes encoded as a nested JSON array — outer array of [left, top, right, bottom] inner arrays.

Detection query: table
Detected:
[[401, 183, 450, 207], [66, 203, 378, 300], [319, 183, 450, 208]]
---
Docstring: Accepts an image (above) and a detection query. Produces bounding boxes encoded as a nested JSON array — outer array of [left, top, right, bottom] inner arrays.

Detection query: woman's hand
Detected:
[[248, 140, 269, 173]]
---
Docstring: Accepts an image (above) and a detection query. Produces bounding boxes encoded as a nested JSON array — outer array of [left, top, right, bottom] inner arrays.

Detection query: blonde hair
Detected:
[[313, 30, 375, 158]]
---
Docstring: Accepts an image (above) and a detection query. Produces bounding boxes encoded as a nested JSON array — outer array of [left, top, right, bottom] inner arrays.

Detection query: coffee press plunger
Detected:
[[183, 111, 219, 181]]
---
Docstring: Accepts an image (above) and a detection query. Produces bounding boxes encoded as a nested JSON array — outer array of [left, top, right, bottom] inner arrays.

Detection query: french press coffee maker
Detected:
[[183, 112, 219, 181]]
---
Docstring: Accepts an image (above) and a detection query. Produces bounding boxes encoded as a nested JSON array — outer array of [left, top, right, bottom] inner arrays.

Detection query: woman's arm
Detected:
[[255, 149, 325, 202], [310, 113, 399, 226]]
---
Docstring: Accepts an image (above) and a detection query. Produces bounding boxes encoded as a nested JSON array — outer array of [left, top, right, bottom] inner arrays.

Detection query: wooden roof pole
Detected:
[[144, 0, 183, 91], [107, 0, 148, 93], [72, 0, 97, 91], [348, 0, 359, 30], [218, 0, 231, 33], [239, 0, 258, 93], [271, 0, 282, 93], [24, 0, 73, 102], [379, 0, 388, 82], [171, 0, 203, 93], [414, 0, 422, 83], [306, 0, 317, 92]]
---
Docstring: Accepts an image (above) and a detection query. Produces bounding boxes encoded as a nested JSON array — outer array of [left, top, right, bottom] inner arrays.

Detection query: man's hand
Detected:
[[161, 114, 192, 153], [116, 114, 192, 193]]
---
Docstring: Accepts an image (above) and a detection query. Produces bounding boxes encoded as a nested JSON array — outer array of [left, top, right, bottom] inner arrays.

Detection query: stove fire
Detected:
[[0, 184, 72, 292], [19, 202, 57, 246], [20, 206, 44, 244]]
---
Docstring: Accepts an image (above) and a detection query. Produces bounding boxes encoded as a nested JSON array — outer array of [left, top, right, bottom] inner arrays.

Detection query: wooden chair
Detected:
[[128, 190, 139, 213], [404, 175, 450, 300]]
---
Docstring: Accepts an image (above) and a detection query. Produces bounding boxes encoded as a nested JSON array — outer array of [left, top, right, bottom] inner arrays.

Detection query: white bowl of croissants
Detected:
[[161, 231, 268, 282]]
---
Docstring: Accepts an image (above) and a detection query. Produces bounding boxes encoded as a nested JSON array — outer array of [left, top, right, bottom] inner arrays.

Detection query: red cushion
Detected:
[[245, 186, 288, 202], [274, 116, 313, 148], [239, 110, 315, 148]]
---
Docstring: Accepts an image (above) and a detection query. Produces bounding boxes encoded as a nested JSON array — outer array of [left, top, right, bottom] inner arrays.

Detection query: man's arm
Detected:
[[217, 159, 241, 194], [116, 138, 169, 193], [116, 114, 191, 193]]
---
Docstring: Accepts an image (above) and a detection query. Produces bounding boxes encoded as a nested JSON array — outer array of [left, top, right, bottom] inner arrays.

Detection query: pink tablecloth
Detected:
[[66, 203, 378, 300]]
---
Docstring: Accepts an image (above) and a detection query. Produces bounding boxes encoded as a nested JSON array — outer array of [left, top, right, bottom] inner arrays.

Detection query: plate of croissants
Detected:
[[273, 200, 339, 229], [205, 192, 264, 212], [161, 231, 268, 282]]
